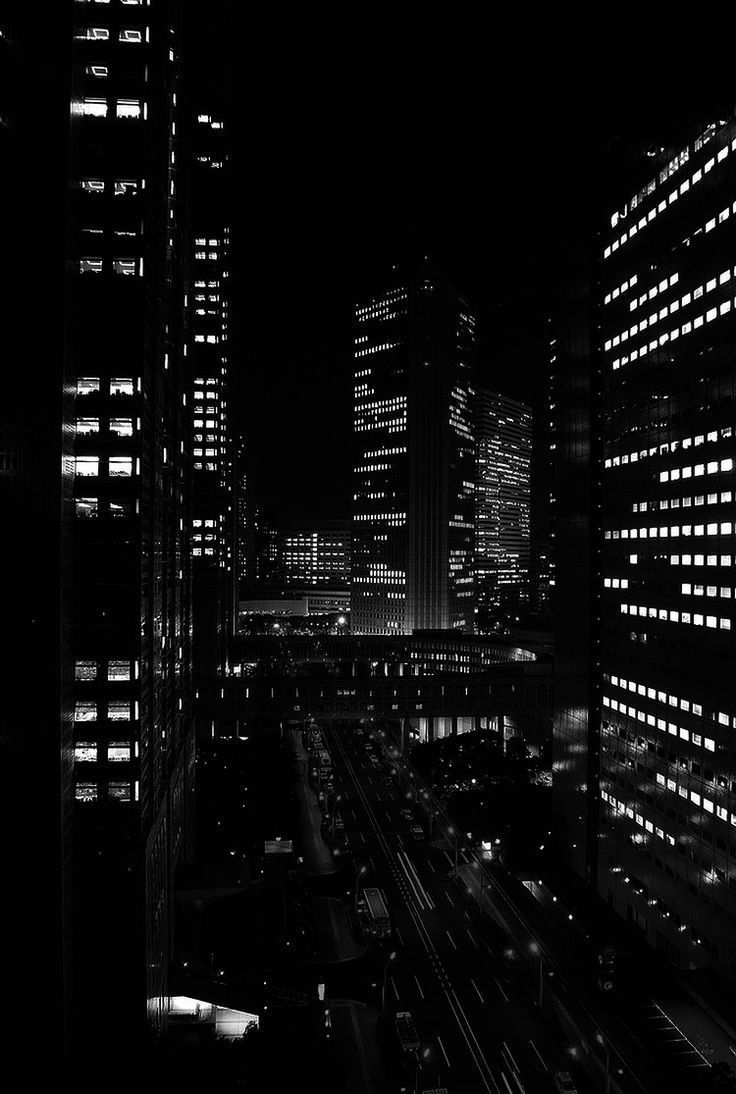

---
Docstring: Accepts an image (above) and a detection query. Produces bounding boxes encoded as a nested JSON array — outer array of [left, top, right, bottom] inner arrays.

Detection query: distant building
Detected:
[[351, 264, 476, 634], [475, 391, 532, 631], [280, 520, 351, 588], [185, 98, 237, 676]]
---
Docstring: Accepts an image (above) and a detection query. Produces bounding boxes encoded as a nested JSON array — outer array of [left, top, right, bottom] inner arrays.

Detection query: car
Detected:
[[410, 824, 424, 841], [553, 1072, 578, 1094], [400, 808, 413, 821]]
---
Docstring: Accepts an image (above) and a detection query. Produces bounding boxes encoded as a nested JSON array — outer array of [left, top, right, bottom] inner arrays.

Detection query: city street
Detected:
[[321, 718, 600, 1094]]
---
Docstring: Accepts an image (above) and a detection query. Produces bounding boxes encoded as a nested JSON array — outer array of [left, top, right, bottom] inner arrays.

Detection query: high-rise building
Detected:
[[0, 3, 74, 1059], [66, 0, 196, 1045], [554, 114, 736, 979], [183, 87, 236, 677], [475, 390, 532, 631], [351, 264, 476, 634], [0, 1, 202, 1054], [280, 520, 351, 589]]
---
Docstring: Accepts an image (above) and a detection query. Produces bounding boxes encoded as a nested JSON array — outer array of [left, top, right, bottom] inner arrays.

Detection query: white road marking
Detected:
[[444, 891, 456, 908], [528, 1039, 548, 1071], [494, 977, 509, 1003], [446, 929, 458, 951], [471, 978, 485, 1004], [414, 974, 425, 999], [437, 1035, 451, 1068], [467, 928, 479, 948], [396, 927, 405, 946]]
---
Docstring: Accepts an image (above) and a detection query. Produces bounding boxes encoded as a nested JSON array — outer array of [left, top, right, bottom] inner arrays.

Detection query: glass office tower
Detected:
[[351, 264, 476, 635], [475, 390, 532, 631]]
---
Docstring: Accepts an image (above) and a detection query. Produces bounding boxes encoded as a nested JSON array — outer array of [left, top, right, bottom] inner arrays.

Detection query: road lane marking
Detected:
[[437, 1035, 451, 1068], [328, 721, 500, 1094], [444, 891, 455, 908], [471, 978, 485, 1004], [467, 928, 479, 948], [528, 1040, 548, 1071], [414, 974, 425, 999], [500, 1072, 515, 1094], [494, 977, 509, 1003], [446, 929, 457, 950], [391, 976, 398, 999], [396, 927, 405, 946], [427, 857, 436, 872], [443, 851, 454, 867], [502, 1041, 520, 1074]]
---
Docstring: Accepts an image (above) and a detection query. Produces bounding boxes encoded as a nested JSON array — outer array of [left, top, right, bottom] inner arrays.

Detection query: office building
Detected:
[[475, 390, 532, 631], [184, 89, 236, 676], [0, 1, 202, 1053], [280, 520, 351, 589], [554, 115, 736, 979], [351, 264, 476, 634]]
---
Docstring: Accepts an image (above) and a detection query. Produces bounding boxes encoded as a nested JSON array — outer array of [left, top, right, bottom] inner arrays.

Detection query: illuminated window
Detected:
[[76, 28, 109, 41], [75, 660, 97, 681], [107, 701, 130, 721], [114, 179, 139, 197], [77, 377, 100, 395], [75, 743, 97, 763], [110, 378, 134, 395], [106, 662, 131, 683], [76, 418, 99, 434], [75, 783, 97, 802], [107, 781, 132, 801], [109, 457, 133, 477], [116, 99, 142, 120], [113, 258, 138, 276], [81, 178, 105, 194], [119, 27, 144, 42], [74, 701, 97, 722], [75, 456, 99, 477], [81, 97, 107, 117], [108, 743, 131, 763], [75, 497, 98, 519], [80, 257, 103, 274]]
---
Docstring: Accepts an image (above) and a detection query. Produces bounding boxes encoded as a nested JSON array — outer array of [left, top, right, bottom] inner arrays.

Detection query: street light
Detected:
[[414, 1047, 431, 1094], [381, 950, 397, 1015], [596, 1033, 611, 1094], [530, 941, 544, 1007], [447, 826, 458, 871], [354, 864, 368, 912]]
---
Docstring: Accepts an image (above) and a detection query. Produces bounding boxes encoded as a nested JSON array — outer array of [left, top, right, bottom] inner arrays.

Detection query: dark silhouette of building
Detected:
[[475, 390, 532, 631], [553, 113, 736, 981], [351, 263, 476, 634], [0, 0, 215, 1056]]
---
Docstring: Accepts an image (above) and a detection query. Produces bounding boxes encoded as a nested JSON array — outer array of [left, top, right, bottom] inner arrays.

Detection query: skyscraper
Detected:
[[554, 114, 736, 979], [351, 265, 476, 634], [475, 390, 532, 631], [0, 1, 201, 1054], [183, 91, 236, 677]]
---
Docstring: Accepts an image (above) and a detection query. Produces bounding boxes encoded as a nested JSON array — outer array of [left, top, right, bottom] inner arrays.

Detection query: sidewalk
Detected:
[[312, 896, 368, 963], [331, 1000, 388, 1094]]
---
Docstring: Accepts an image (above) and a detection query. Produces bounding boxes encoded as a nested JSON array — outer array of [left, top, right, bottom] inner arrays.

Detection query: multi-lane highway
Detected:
[[321, 718, 598, 1094]]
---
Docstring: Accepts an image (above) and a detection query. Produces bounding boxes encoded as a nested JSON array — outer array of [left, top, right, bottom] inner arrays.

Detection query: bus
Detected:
[[359, 887, 391, 939]]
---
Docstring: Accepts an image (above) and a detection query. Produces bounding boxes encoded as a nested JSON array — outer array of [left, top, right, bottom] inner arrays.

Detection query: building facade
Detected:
[[184, 91, 236, 677], [351, 265, 476, 634], [555, 115, 736, 979], [280, 520, 351, 589], [52, 0, 195, 1050], [475, 390, 532, 631]]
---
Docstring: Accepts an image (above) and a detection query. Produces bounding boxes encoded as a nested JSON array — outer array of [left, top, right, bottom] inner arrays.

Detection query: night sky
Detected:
[[220, 30, 734, 524]]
